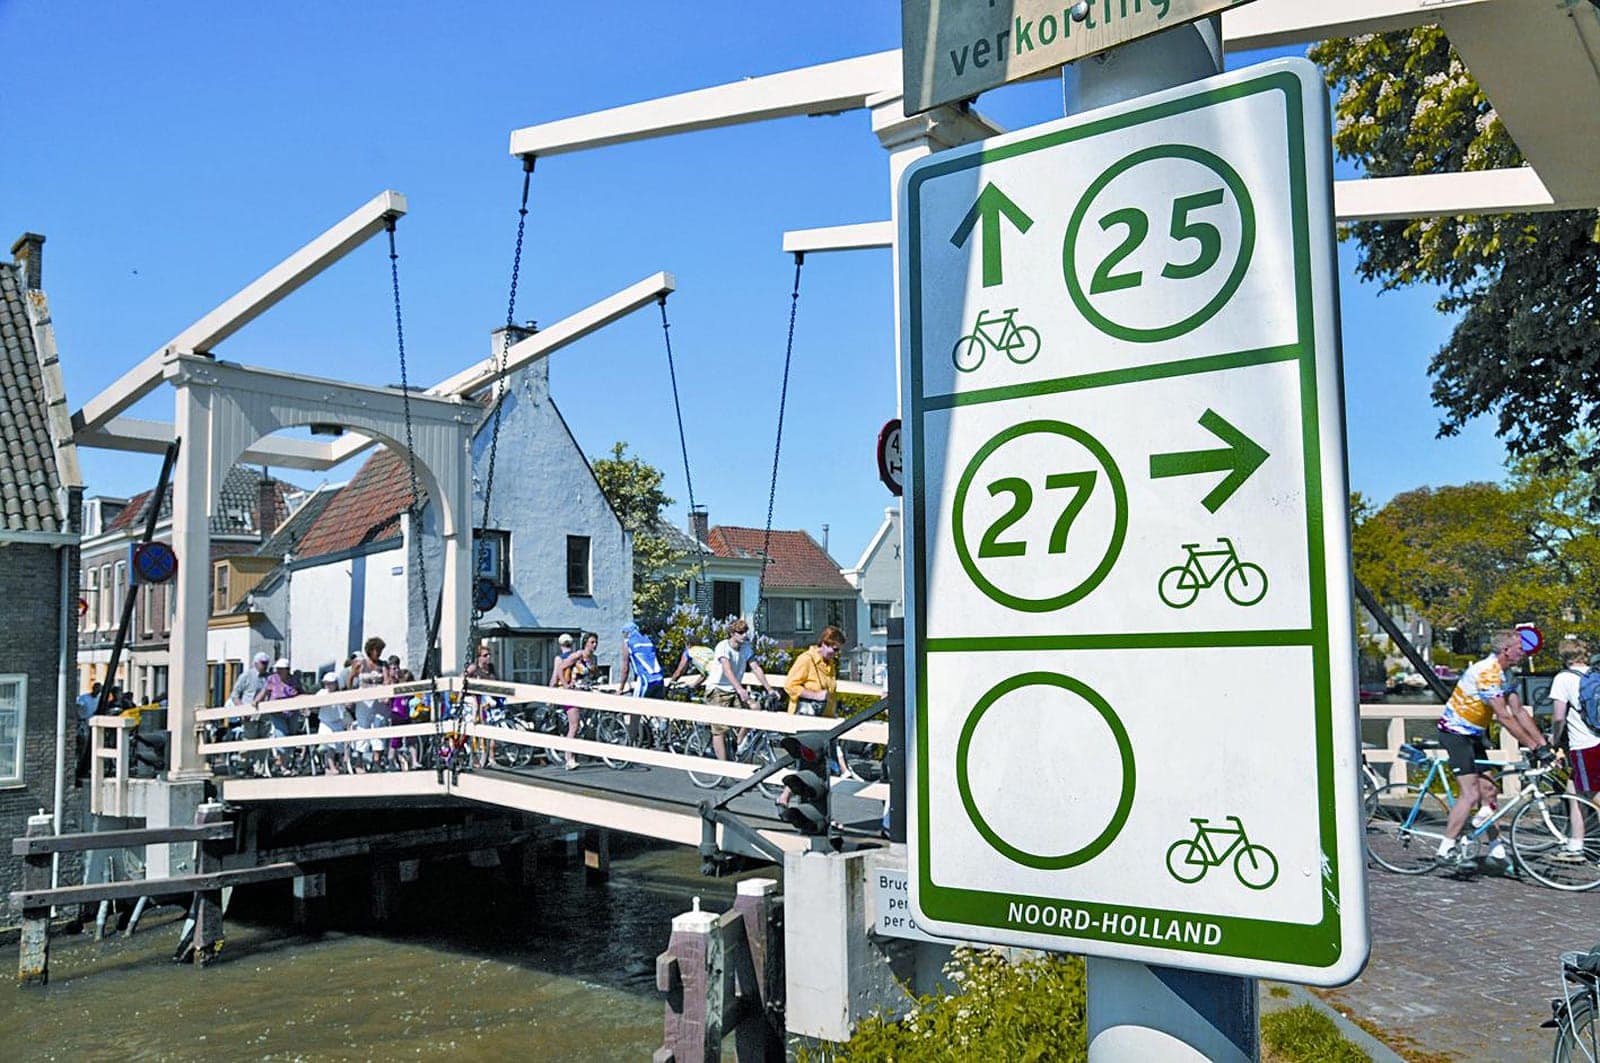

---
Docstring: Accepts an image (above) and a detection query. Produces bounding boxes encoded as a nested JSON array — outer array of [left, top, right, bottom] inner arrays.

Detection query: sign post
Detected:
[[898, 15, 1367, 1059]]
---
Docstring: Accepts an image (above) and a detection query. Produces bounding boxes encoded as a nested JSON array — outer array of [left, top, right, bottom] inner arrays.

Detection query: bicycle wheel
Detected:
[[1366, 782, 1450, 874], [951, 334, 986, 373], [595, 714, 632, 770], [491, 723, 532, 768], [1157, 565, 1200, 608], [1165, 838, 1209, 884], [1233, 843, 1279, 890], [1006, 325, 1041, 365], [1224, 562, 1268, 607], [1553, 995, 1597, 1063], [748, 733, 785, 800], [683, 725, 724, 790], [1513, 792, 1600, 892]]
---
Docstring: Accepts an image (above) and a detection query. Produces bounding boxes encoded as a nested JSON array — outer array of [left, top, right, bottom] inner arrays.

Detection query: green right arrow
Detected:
[[1149, 409, 1269, 513], [950, 182, 1034, 288]]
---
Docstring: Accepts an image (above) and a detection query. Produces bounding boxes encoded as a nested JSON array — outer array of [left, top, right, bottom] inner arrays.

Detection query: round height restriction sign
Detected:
[[877, 418, 904, 497]]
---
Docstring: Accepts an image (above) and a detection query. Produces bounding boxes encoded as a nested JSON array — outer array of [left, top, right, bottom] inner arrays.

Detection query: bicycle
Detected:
[[1165, 815, 1279, 889], [951, 308, 1041, 373], [525, 686, 631, 770], [684, 689, 787, 799], [1545, 945, 1599, 1063], [1365, 742, 1600, 890], [1157, 537, 1268, 608]]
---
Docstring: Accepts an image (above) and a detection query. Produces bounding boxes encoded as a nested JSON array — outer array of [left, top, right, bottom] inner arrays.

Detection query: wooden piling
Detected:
[[292, 873, 327, 932], [731, 878, 784, 1062], [369, 861, 400, 925], [17, 813, 53, 986], [584, 829, 611, 885], [193, 801, 229, 967], [655, 905, 723, 1062]]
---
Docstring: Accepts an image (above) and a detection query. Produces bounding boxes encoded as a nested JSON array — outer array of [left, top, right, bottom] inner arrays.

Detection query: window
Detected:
[[870, 601, 891, 632], [213, 561, 231, 615], [826, 599, 845, 629], [84, 567, 98, 632], [98, 564, 112, 628], [475, 529, 511, 589], [566, 535, 591, 596], [795, 598, 814, 632], [712, 580, 742, 621], [0, 675, 26, 786], [113, 561, 127, 623], [140, 585, 154, 638]]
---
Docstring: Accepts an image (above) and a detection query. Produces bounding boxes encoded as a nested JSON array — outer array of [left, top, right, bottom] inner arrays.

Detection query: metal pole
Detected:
[[886, 616, 905, 843], [1064, 18, 1259, 1063], [1351, 578, 1449, 702]]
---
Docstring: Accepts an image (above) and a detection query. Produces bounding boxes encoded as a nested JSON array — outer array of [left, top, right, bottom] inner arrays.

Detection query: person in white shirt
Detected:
[[704, 618, 774, 763], [1549, 638, 1600, 861]]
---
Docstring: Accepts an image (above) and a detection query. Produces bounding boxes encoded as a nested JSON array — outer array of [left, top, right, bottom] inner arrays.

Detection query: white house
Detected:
[[842, 506, 902, 687]]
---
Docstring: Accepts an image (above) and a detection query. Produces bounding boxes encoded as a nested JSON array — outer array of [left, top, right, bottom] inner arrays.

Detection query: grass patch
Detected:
[[1261, 1004, 1371, 1062], [1268, 985, 1292, 998], [802, 947, 1087, 1062]]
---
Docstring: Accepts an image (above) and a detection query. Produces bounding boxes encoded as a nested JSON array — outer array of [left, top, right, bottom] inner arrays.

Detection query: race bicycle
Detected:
[[1165, 815, 1279, 889], [1157, 537, 1268, 609], [1365, 742, 1600, 891], [951, 308, 1041, 373]]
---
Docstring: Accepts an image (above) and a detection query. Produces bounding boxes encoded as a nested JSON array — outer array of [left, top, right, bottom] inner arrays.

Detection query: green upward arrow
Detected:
[[1149, 409, 1269, 514], [950, 182, 1034, 288]]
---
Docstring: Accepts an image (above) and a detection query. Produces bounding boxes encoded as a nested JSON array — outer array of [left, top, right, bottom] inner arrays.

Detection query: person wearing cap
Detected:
[[228, 652, 274, 774], [317, 670, 350, 774], [254, 658, 303, 775]]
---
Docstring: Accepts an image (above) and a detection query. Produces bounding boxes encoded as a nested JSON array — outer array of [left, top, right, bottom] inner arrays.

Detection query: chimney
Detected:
[[257, 474, 280, 537], [489, 321, 545, 403], [822, 523, 830, 553], [10, 233, 44, 291], [690, 505, 709, 545]]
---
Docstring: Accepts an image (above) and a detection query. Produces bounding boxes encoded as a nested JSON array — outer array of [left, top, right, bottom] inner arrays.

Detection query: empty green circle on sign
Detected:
[[952, 420, 1127, 613], [956, 672, 1136, 870], [1063, 143, 1256, 343]]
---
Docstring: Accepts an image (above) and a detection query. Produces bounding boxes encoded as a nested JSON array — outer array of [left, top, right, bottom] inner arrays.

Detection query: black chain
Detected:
[[759, 252, 804, 612], [467, 155, 535, 671], [386, 219, 432, 677], [658, 295, 707, 592]]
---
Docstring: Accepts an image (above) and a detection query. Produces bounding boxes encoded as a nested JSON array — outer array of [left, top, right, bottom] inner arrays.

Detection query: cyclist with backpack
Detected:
[[616, 622, 666, 700], [1435, 629, 1555, 867], [1551, 637, 1600, 862]]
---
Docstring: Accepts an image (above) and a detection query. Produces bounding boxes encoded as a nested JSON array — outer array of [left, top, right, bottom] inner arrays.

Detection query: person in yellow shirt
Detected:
[[785, 625, 845, 716]]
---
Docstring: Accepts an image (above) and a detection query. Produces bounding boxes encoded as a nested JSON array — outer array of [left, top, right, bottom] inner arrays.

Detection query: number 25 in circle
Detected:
[[1063, 144, 1256, 344]]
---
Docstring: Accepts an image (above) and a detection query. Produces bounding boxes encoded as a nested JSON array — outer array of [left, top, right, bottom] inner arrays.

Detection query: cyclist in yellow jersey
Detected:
[[1436, 629, 1554, 864]]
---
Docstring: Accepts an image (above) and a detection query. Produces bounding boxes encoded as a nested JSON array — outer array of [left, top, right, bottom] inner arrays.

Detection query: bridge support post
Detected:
[[292, 873, 327, 932], [731, 878, 784, 1062], [584, 829, 610, 885], [18, 813, 53, 986], [369, 861, 400, 925], [193, 801, 229, 967]]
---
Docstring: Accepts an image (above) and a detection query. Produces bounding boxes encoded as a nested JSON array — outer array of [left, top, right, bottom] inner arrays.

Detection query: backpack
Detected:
[[1564, 667, 1600, 732]]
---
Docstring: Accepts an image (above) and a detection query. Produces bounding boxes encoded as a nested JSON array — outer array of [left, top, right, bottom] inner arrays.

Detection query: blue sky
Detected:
[[0, 2, 1507, 563]]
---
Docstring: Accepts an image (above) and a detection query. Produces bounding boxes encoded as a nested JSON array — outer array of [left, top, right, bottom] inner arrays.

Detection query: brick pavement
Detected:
[[1317, 862, 1595, 1060]]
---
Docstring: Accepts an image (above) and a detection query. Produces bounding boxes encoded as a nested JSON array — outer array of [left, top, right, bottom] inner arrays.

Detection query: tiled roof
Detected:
[[707, 525, 853, 592], [256, 482, 340, 560], [0, 261, 62, 532], [293, 449, 414, 560], [105, 466, 293, 538]]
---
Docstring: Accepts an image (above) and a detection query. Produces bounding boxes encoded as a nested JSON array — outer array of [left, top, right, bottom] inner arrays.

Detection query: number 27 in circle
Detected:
[[980, 471, 1096, 558]]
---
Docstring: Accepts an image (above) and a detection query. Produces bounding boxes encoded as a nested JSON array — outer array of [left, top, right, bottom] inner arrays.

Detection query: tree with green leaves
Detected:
[[591, 441, 687, 627], [1310, 29, 1600, 471]]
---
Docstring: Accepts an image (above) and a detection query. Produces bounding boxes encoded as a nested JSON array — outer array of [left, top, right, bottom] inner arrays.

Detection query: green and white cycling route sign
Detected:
[[898, 58, 1369, 986]]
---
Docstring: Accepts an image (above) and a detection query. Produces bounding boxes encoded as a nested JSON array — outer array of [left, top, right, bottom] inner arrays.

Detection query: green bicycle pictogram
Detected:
[[952, 308, 1042, 373], [1165, 816, 1279, 890], [1157, 536, 1267, 608]]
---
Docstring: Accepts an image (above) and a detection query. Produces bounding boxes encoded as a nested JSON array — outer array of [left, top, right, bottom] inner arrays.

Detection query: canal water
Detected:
[[0, 838, 762, 1060]]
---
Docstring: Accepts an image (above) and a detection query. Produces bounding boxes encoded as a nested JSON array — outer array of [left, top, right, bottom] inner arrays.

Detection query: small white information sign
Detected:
[[898, 59, 1367, 985]]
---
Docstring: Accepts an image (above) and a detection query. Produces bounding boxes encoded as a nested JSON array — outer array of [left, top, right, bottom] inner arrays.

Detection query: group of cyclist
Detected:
[[1433, 628, 1598, 870]]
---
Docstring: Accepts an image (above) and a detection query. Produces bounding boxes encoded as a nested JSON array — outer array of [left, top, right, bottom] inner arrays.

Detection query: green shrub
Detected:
[[805, 947, 1087, 1062], [1261, 1004, 1370, 1062]]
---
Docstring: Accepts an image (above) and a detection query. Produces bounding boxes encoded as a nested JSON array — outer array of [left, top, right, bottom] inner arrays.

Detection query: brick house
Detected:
[[0, 232, 84, 904], [707, 524, 859, 666], [77, 467, 299, 705]]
